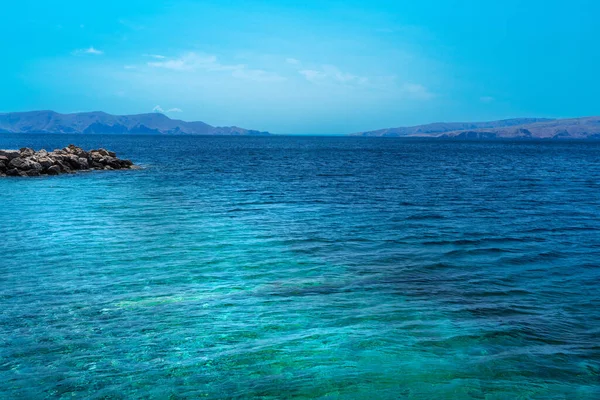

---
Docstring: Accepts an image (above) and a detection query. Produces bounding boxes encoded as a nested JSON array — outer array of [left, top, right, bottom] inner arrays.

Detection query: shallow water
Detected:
[[1, 135, 599, 399]]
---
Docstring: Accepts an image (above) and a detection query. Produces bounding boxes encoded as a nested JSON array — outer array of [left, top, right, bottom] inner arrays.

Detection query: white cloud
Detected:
[[299, 65, 369, 86], [143, 54, 166, 59], [232, 68, 286, 82], [73, 47, 104, 56], [480, 96, 495, 103], [148, 53, 217, 71], [124, 65, 137, 70], [299, 69, 326, 82], [147, 52, 285, 82], [286, 58, 300, 65], [153, 106, 183, 114], [402, 83, 435, 100]]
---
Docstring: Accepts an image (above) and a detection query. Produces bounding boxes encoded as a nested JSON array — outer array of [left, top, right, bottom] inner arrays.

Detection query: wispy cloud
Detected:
[[299, 69, 326, 82], [73, 47, 104, 56], [286, 58, 300, 65], [402, 83, 435, 100], [153, 105, 183, 114], [296, 63, 432, 98], [147, 52, 285, 82], [143, 54, 166, 59], [299, 65, 369, 85]]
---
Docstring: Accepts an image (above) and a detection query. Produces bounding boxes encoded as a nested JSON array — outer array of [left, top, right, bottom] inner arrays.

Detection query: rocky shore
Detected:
[[0, 145, 135, 177]]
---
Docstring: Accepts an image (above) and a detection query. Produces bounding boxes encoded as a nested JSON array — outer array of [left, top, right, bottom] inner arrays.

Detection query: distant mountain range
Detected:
[[352, 117, 600, 139], [0, 111, 271, 136], [3, 111, 600, 139]]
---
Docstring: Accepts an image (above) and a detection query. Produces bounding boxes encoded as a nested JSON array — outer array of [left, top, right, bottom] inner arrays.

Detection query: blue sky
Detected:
[[1, 0, 598, 134]]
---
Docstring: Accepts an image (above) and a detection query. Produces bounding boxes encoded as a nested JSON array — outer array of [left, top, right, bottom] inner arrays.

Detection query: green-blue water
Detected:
[[1, 135, 599, 399]]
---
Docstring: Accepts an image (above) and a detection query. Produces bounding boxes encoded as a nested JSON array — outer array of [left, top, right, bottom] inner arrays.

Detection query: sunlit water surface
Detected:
[[1, 135, 599, 399]]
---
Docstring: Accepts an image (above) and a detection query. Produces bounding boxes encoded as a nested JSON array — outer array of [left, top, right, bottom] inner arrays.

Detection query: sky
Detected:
[[1, 0, 599, 134]]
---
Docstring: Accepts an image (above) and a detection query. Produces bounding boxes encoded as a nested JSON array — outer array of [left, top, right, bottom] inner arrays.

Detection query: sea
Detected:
[[1, 134, 599, 399]]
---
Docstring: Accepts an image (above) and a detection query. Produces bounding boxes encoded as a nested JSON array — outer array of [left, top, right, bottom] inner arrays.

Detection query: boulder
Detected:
[[0, 150, 20, 160], [119, 159, 133, 168], [56, 160, 72, 173], [78, 157, 89, 169], [37, 157, 56, 170], [46, 165, 61, 175], [102, 157, 123, 169], [65, 154, 85, 170], [66, 144, 88, 158], [19, 148, 35, 157], [5, 168, 20, 176], [9, 157, 42, 171], [89, 151, 104, 162]]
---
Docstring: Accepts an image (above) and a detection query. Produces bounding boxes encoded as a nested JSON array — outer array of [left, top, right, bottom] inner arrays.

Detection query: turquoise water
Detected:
[[1, 135, 600, 399]]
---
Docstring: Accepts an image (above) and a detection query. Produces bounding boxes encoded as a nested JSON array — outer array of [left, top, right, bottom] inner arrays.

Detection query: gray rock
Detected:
[[0, 150, 20, 160], [102, 157, 123, 169], [78, 157, 89, 169], [65, 154, 84, 170], [90, 151, 103, 162], [5, 168, 20, 176], [119, 159, 133, 168], [37, 157, 56, 170], [9, 157, 42, 171], [20, 148, 35, 157], [56, 160, 72, 173], [66, 144, 88, 158], [46, 165, 61, 175]]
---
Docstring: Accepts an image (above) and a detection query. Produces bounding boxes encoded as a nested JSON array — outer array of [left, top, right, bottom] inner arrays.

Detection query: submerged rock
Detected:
[[0, 145, 137, 177]]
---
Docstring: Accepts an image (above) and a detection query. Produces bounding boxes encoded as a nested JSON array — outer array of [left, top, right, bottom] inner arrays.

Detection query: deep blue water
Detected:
[[1, 134, 600, 399]]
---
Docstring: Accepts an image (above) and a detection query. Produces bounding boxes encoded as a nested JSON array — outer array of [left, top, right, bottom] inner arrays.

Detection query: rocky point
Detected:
[[0, 145, 136, 177]]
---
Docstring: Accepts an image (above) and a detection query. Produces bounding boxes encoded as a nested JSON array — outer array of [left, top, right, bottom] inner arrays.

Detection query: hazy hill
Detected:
[[0, 111, 271, 136], [352, 117, 600, 139]]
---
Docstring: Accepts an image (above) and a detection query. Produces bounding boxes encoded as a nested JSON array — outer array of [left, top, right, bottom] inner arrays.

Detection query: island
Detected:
[[0, 111, 271, 136], [351, 116, 600, 139], [0, 145, 135, 177]]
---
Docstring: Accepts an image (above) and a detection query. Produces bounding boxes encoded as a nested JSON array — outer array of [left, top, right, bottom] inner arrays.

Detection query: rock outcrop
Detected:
[[0, 145, 135, 177]]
